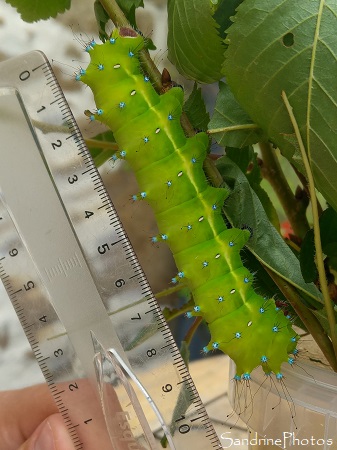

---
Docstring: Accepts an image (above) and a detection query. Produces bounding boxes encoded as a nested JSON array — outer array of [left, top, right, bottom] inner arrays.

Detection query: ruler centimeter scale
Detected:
[[0, 51, 222, 449]]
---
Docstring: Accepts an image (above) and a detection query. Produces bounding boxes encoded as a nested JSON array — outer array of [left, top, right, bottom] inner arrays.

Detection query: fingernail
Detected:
[[35, 420, 55, 450]]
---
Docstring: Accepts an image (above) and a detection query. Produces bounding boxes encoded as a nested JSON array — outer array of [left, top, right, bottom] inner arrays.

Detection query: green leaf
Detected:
[[313, 307, 337, 336], [225, 146, 255, 174], [251, 183, 280, 232], [216, 156, 322, 307], [114, 0, 144, 28], [300, 229, 316, 283], [167, 0, 224, 83], [5, 0, 70, 22], [240, 248, 305, 330], [208, 82, 266, 147], [240, 247, 279, 298], [213, 0, 244, 39], [223, 0, 337, 213], [320, 207, 337, 257], [116, 0, 143, 14], [94, 0, 109, 41], [300, 207, 337, 282], [183, 84, 210, 131], [225, 147, 280, 230]]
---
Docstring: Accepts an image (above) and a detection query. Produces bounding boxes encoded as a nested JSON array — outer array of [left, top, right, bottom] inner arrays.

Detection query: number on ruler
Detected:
[[85, 211, 93, 219], [115, 278, 125, 288], [68, 175, 78, 184], [19, 70, 30, 81], [24, 281, 34, 290], [175, 415, 190, 434], [146, 348, 156, 357], [131, 313, 141, 320], [51, 140, 62, 150], [162, 384, 172, 393]]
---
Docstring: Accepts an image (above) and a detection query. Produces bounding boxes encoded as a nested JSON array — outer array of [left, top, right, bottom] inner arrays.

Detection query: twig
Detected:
[[282, 90, 337, 363], [97, 0, 129, 27], [85, 138, 119, 150], [155, 283, 188, 299], [98, 0, 163, 90], [184, 317, 203, 347], [291, 163, 323, 216], [259, 141, 309, 239], [208, 123, 259, 134]]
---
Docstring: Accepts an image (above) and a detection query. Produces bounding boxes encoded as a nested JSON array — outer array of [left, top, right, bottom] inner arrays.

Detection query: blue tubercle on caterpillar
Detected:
[[79, 27, 298, 378]]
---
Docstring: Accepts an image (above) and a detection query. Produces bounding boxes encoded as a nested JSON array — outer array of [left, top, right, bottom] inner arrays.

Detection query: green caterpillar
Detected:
[[78, 27, 298, 380]]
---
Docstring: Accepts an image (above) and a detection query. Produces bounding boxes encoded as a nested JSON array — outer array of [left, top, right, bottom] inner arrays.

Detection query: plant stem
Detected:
[[208, 123, 259, 134], [138, 50, 163, 93], [155, 283, 188, 299], [265, 267, 337, 371], [282, 91, 337, 362], [98, 0, 163, 90], [98, 0, 129, 26], [184, 317, 203, 347], [203, 156, 224, 188], [259, 141, 309, 239], [291, 163, 324, 216], [85, 138, 119, 150], [165, 303, 193, 322]]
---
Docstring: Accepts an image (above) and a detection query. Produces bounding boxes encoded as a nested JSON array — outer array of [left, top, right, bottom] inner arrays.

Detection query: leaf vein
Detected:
[[307, 0, 325, 161]]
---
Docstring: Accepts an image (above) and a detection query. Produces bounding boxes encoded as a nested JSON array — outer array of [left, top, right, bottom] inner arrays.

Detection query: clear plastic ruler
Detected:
[[0, 51, 222, 449]]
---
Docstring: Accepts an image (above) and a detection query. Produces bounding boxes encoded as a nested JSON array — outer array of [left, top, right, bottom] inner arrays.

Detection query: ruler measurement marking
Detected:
[[32, 63, 46, 71], [98, 203, 109, 210], [145, 308, 157, 315], [128, 274, 139, 280], [81, 167, 93, 175], [111, 239, 122, 247], [37, 356, 50, 363], [66, 133, 77, 140], [12, 288, 23, 295], [61, 114, 73, 123], [161, 343, 176, 350]]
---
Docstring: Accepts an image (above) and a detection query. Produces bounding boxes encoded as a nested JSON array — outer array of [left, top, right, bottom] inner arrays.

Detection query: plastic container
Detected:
[[228, 359, 337, 449]]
